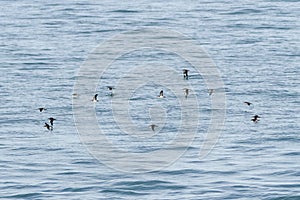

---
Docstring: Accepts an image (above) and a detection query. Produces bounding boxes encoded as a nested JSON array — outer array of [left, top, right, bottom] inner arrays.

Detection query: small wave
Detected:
[[109, 9, 140, 13]]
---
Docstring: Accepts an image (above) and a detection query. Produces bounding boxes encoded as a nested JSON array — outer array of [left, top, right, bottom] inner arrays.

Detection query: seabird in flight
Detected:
[[107, 86, 114, 91], [251, 115, 260, 123], [183, 69, 189, 80], [44, 122, 52, 131], [184, 88, 189, 98], [244, 101, 252, 106], [38, 108, 47, 112], [158, 90, 165, 98], [92, 94, 98, 102], [107, 86, 114, 96], [149, 124, 158, 131], [48, 117, 56, 126]]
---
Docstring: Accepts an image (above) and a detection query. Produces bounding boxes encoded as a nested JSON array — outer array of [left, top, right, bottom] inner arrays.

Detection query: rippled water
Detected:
[[1, 0, 299, 199]]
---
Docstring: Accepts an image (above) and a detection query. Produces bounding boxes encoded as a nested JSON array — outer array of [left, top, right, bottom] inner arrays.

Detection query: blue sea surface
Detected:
[[0, 0, 299, 199]]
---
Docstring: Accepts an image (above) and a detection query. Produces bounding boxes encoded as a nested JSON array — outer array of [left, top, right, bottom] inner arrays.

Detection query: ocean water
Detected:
[[0, 0, 299, 199]]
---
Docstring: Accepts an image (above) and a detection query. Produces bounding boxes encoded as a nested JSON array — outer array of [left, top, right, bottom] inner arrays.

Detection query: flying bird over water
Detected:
[[184, 88, 189, 98], [107, 86, 114, 91], [38, 108, 47, 112], [183, 69, 189, 80], [149, 124, 158, 131], [107, 86, 114, 96], [244, 101, 252, 106], [92, 94, 98, 102], [158, 90, 165, 98], [44, 122, 52, 131], [251, 115, 260, 123], [48, 117, 56, 126]]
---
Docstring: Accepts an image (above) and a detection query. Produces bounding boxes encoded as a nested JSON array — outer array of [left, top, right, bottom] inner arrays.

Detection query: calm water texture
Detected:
[[0, 0, 299, 199]]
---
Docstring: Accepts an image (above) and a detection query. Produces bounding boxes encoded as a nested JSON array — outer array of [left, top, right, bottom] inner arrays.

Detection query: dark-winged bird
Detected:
[[183, 69, 189, 80], [251, 115, 260, 123], [158, 90, 165, 98], [38, 108, 47, 112], [44, 122, 52, 131], [149, 124, 158, 131], [48, 117, 56, 126], [184, 88, 189, 98], [92, 94, 98, 102], [107, 86, 114, 96], [244, 101, 252, 106], [107, 86, 114, 91]]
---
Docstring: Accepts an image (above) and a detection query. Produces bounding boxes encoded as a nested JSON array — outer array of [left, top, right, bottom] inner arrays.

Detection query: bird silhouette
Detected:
[[107, 86, 114, 91], [107, 86, 114, 96], [158, 90, 165, 98], [251, 115, 260, 123], [149, 124, 158, 131], [38, 108, 47, 112], [183, 69, 189, 80], [184, 88, 189, 98], [244, 101, 252, 106], [48, 117, 56, 126], [92, 94, 98, 102], [44, 122, 52, 131]]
